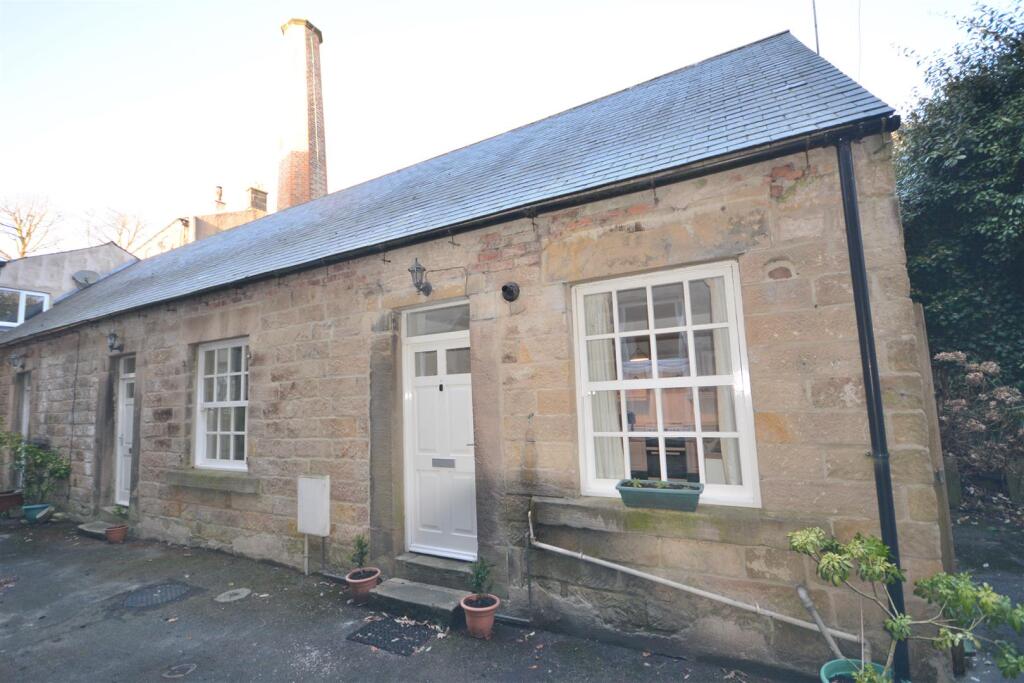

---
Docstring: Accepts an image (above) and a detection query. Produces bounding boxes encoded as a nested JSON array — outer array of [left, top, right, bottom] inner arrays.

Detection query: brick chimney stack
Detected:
[[278, 18, 327, 211]]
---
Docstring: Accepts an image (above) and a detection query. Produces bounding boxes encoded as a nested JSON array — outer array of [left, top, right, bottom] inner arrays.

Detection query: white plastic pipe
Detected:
[[527, 510, 861, 646]]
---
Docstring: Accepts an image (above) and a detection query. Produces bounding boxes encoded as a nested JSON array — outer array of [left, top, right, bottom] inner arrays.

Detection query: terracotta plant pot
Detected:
[[461, 593, 501, 639], [345, 567, 381, 604], [105, 524, 129, 544], [0, 490, 24, 514]]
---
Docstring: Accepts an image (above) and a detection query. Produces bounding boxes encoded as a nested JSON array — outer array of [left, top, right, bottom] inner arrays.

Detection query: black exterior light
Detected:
[[501, 282, 520, 302], [107, 331, 124, 353], [408, 258, 432, 296]]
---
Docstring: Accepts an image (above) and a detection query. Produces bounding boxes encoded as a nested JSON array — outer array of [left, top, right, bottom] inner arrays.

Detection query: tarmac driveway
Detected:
[[0, 521, 800, 682]]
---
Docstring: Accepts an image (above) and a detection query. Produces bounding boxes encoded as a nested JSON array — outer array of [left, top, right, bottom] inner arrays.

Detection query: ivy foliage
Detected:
[[894, 5, 1024, 387], [1, 428, 70, 505]]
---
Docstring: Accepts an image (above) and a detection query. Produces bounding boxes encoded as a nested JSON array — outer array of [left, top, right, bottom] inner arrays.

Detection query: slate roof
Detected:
[[3, 31, 893, 345]]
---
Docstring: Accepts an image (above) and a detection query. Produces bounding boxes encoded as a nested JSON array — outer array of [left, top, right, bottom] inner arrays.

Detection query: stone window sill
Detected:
[[531, 495, 826, 550], [165, 469, 261, 495]]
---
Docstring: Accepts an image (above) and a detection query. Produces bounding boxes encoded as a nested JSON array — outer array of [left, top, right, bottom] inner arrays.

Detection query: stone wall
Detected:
[[0, 134, 947, 676]]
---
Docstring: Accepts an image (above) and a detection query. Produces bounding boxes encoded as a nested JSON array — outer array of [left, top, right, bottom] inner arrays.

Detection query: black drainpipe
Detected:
[[836, 137, 910, 681]]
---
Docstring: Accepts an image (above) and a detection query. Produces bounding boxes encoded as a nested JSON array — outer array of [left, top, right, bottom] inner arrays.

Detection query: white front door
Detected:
[[403, 304, 477, 560], [115, 356, 136, 507]]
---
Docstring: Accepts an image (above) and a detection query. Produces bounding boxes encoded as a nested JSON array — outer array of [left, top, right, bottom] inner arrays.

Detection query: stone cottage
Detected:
[[0, 31, 952, 677]]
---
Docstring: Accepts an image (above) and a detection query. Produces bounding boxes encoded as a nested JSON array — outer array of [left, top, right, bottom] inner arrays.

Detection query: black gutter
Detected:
[[836, 138, 910, 681], [0, 114, 900, 349]]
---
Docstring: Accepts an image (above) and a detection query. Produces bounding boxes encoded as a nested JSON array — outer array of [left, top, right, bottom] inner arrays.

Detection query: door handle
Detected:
[[466, 443, 475, 447]]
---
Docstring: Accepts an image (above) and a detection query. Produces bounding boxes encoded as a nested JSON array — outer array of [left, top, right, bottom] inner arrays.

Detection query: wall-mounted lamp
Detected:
[[408, 258, 432, 296], [107, 331, 124, 353], [501, 282, 520, 302], [7, 353, 25, 370]]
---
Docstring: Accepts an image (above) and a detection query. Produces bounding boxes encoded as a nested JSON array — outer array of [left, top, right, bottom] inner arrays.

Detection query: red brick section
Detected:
[[278, 19, 327, 211]]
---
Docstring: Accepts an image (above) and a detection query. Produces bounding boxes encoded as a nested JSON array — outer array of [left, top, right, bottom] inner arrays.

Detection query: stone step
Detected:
[[77, 520, 116, 539], [369, 578, 467, 626], [393, 552, 473, 592]]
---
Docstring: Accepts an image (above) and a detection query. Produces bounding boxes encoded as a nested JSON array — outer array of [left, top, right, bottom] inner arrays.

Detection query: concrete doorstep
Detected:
[[370, 578, 466, 626]]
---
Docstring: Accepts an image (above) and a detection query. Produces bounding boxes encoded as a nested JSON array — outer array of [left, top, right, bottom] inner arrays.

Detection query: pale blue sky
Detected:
[[0, 0, 1001, 251]]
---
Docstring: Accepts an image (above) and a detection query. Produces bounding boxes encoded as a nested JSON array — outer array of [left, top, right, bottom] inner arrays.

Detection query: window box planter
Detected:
[[0, 490, 24, 514], [615, 479, 703, 511]]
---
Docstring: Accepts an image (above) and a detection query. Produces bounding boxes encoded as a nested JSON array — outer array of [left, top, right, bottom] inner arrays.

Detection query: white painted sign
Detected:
[[297, 475, 330, 536]]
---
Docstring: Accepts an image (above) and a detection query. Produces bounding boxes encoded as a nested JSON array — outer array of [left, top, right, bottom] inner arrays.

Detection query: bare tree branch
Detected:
[[86, 208, 151, 252], [0, 196, 60, 259]]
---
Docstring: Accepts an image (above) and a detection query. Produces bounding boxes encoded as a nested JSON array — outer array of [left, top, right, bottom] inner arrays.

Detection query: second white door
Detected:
[[405, 329, 478, 561], [115, 357, 136, 507]]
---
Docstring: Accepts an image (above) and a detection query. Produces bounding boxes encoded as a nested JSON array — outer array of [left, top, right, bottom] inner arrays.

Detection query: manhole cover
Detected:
[[214, 587, 251, 603], [161, 663, 196, 679], [122, 582, 191, 609], [347, 618, 440, 656]]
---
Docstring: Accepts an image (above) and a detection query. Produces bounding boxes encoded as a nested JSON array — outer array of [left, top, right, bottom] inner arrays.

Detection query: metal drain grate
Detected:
[[347, 618, 440, 656], [122, 582, 192, 609]]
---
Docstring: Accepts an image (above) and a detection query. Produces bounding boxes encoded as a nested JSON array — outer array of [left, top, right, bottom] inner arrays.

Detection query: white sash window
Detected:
[[194, 338, 249, 471], [572, 262, 760, 507]]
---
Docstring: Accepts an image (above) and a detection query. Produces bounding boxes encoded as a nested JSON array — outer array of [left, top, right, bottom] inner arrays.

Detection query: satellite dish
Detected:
[[72, 270, 100, 288]]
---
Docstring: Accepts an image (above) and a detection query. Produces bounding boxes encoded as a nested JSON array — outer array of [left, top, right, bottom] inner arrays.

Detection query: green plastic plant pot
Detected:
[[819, 658, 887, 682], [22, 504, 52, 523], [615, 480, 703, 511]]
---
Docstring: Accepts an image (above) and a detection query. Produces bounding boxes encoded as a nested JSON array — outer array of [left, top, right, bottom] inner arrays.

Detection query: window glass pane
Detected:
[[206, 434, 217, 459], [690, 276, 729, 324], [232, 435, 246, 461], [125, 382, 135, 399], [586, 339, 617, 381], [652, 283, 685, 328], [628, 437, 660, 479], [620, 336, 651, 380], [583, 293, 613, 336], [415, 351, 437, 377], [694, 328, 732, 376], [704, 437, 742, 485], [665, 437, 699, 482], [216, 349, 228, 374], [625, 389, 657, 432], [122, 356, 136, 375], [219, 407, 232, 431], [662, 388, 696, 431], [230, 346, 242, 372], [204, 350, 215, 376], [446, 347, 470, 374], [616, 288, 648, 332], [234, 406, 246, 432], [24, 294, 46, 320], [594, 437, 624, 479], [218, 435, 231, 460], [204, 377, 214, 402], [407, 304, 470, 336], [215, 376, 227, 401], [698, 386, 737, 432], [590, 390, 621, 432], [230, 375, 242, 401], [0, 291, 19, 323], [655, 332, 689, 378]]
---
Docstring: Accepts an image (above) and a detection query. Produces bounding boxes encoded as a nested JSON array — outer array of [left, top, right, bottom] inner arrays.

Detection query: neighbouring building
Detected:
[[0, 242, 136, 330], [0, 31, 954, 679]]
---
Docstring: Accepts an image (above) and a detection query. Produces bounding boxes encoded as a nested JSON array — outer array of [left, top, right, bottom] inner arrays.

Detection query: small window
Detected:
[[406, 304, 469, 336], [573, 262, 759, 507], [0, 288, 48, 327], [195, 338, 249, 470]]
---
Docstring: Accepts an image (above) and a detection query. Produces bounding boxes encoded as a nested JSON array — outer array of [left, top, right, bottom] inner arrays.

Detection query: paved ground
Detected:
[[951, 517, 1024, 682], [0, 521, 801, 682]]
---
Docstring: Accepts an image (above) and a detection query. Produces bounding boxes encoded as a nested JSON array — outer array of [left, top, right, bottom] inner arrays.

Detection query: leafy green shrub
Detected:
[[349, 534, 369, 569], [1, 428, 70, 505], [467, 557, 493, 596], [789, 527, 1024, 681]]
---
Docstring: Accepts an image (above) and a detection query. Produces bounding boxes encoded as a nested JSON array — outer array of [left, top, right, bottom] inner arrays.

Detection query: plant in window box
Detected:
[[344, 534, 380, 604], [789, 527, 1024, 683], [615, 478, 703, 511], [460, 557, 500, 639]]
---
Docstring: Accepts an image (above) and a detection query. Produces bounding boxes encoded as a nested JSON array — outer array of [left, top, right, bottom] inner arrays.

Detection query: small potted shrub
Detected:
[[615, 478, 703, 511], [344, 535, 380, 604], [789, 527, 1024, 682], [105, 505, 129, 543], [8, 433, 70, 522], [460, 557, 500, 639]]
